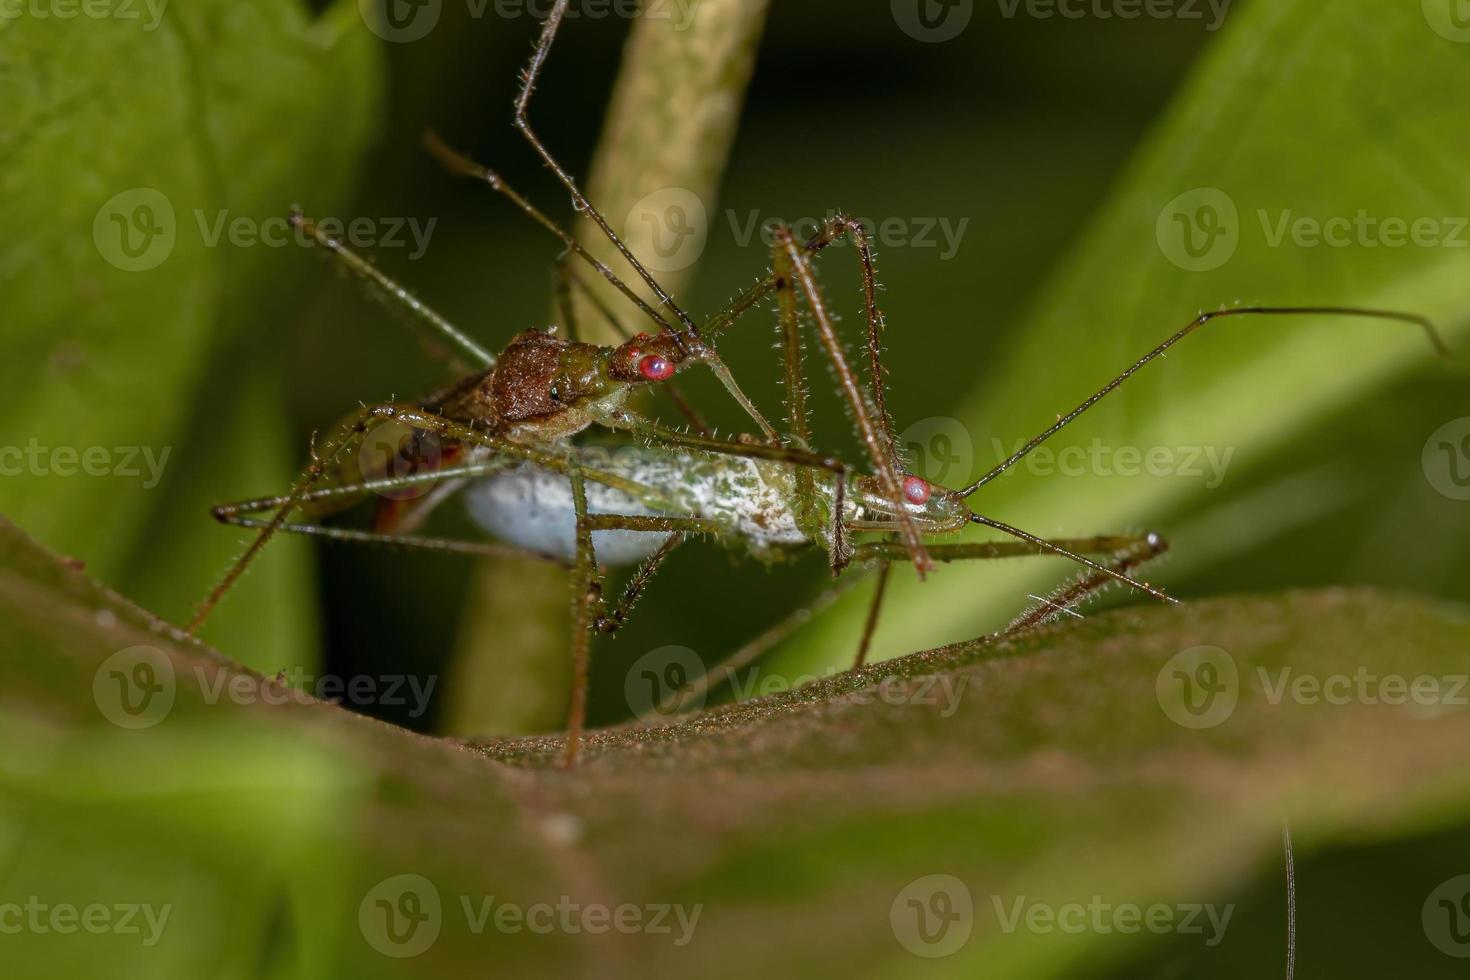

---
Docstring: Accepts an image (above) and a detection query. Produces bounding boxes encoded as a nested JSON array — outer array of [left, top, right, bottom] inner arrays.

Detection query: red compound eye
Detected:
[[638, 354, 674, 381], [902, 475, 931, 505]]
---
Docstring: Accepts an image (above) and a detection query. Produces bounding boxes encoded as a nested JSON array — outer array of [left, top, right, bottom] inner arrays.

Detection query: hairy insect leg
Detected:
[[660, 572, 875, 715], [773, 225, 934, 577], [588, 532, 684, 635], [969, 514, 1173, 604], [190, 404, 628, 633], [701, 216, 860, 344], [290, 209, 495, 370], [962, 306, 1446, 495], [514, 0, 698, 340], [427, 133, 779, 441], [425, 132, 674, 334], [512, 2, 793, 437], [560, 475, 717, 766], [1002, 533, 1170, 634], [566, 464, 596, 768], [823, 214, 904, 474], [852, 562, 892, 669], [210, 460, 573, 566], [597, 409, 851, 477], [554, 254, 714, 438], [848, 531, 1169, 668], [771, 225, 820, 532]]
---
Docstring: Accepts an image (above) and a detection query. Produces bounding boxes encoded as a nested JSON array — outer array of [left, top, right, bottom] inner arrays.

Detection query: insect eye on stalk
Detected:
[[902, 475, 931, 505], [638, 354, 675, 382]]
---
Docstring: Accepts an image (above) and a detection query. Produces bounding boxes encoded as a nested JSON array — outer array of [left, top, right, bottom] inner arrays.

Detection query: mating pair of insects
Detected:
[[188, 0, 1446, 765]]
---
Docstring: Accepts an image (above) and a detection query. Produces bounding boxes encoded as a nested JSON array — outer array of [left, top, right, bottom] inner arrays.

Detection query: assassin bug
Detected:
[[189, 0, 1447, 765]]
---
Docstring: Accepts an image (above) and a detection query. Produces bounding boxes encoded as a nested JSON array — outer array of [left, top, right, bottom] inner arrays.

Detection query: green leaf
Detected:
[[5, 518, 1470, 976], [0, 0, 382, 664], [785, 0, 1470, 675]]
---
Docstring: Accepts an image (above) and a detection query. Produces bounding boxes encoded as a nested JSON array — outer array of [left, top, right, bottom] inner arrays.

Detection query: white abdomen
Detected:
[[462, 448, 810, 566]]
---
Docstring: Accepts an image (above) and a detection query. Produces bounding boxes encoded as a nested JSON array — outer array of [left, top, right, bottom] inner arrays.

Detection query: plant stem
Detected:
[[447, 0, 771, 736]]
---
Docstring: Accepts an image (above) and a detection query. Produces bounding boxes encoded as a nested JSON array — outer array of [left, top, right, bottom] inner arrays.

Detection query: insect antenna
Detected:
[[513, 0, 700, 349], [960, 306, 1449, 497], [423, 131, 676, 337], [970, 513, 1175, 604], [290, 208, 496, 369]]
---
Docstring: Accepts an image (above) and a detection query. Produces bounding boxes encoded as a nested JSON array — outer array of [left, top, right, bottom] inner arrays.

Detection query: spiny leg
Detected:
[[828, 214, 903, 474], [189, 403, 642, 633], [510, 4, 793, 436], [849, 533, 1166, 564], [426, 132, 674, 335], [969, 513, 1173, 604], [210, 460, 574, 566], [963, 306, 1447, 495], [597, 408, 851, 476], [555, 253, 714, 438], [566, 464, 596, 768], [590, 532, 685, 634], [428, 132, 780, 441], [701, 216, 857, 343], [661, 531, 1166, 703], [774, 225, 933, 576], [846, 531, 1164, 669], [772, 222, 820, 532], [1003, 533, 1170, 634], [661, 572, 875, 715], [513, 0, 698, 341], [561, 484, 717, 766], [852, 562, 892, 669], [290, 209, 495, 370]]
